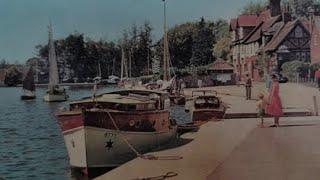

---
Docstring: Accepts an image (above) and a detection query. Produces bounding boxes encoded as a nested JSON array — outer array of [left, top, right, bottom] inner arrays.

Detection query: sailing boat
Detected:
[[118, 47, 131, 87], [159, 0, 175, 91], [107, 58, 120, 84], [44, 23, 68, 102], [21, 67, 36, 100]]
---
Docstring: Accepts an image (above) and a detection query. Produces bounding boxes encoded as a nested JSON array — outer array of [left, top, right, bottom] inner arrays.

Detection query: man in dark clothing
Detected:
[[245, 74, 252, 100], [315, 68, 320, 91]]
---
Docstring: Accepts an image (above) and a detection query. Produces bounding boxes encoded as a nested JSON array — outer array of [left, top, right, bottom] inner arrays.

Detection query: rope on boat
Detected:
[[105, 111, 183, 161], [106, 110, 141, 156], [132, 171, 178, 180]]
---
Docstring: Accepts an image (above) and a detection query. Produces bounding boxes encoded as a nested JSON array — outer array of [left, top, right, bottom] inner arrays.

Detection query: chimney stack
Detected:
[[269, 0, 281, 17]]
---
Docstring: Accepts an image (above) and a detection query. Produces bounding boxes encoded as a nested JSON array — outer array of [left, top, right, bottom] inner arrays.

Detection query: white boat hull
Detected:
[[63, 126, 177, 168], [44, 93, 68, 102]]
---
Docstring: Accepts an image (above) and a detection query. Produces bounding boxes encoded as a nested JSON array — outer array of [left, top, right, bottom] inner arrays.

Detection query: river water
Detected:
[[0, 86, 190, 180]]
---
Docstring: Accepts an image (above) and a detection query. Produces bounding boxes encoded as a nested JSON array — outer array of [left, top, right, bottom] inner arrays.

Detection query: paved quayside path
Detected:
[[185, 82, 320, 115], [207, 117, 320, 180], [96, 83, 320, 180]]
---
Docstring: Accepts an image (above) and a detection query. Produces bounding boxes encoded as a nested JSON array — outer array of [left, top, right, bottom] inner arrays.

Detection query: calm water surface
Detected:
[[0, 86, 189, 180]]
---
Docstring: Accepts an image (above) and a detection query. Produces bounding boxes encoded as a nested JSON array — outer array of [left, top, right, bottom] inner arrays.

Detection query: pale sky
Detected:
[[0, 0, 260, 63]]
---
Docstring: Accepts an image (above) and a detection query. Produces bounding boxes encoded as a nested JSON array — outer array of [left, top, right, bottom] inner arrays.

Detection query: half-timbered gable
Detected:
[[263, 20, 311, 70]]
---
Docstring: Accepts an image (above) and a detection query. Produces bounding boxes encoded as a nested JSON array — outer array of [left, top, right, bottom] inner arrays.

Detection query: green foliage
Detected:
[[310, 62, 320, 72], [35, 18, 232, 79], [213, 36, 231, 60], [0, 59, 8, 69], [281, 60, 310, 79], [242, 1, 267, 14], [191, 17, 215, 66], [4, 66, 22, 86], [288, 0, 314, 18]]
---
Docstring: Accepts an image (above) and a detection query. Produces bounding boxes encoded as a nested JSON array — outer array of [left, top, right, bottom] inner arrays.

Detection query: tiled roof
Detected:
[[244, 22, 263, 44], [229, 14, 258, 31], [237, 14, 258, 27], [263, 20, 309, 52], [243, 11, 281, 44], [208, 58, 234, 71]]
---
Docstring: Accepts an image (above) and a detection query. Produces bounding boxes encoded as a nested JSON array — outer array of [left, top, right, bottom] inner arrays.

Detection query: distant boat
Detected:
[[21, 67, 36, 100], [43, 22, 68, 102]]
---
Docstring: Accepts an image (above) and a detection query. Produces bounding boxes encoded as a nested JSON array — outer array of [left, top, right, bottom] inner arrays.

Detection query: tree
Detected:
[[242, 1, 267, 14], [213, 19, 231, 60], [281, 60, 310, 79], [0, 59, 8, 69], [4, 66, 22, 86], [288, 0, 314, 18], [213, 36, 231, 60], [191, 17, 215, 66]]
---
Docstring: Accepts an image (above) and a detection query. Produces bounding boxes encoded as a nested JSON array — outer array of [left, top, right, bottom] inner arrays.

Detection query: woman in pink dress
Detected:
[[266, 74, 283, 127]]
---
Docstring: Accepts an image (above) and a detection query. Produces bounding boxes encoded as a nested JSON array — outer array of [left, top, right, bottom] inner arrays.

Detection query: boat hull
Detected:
[[57, 109, 177, 177], [191, 109, 226, 121], [44, 93, 68, 102], [21, 95, 36, 100], [63, 126, 176, 175]]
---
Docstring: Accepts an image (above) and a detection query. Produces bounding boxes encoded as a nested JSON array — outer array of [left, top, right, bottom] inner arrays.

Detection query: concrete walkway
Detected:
[[96, 83, 320, 180], [96, 119, 259, 180], [185, 83, 318, 115], [207, 117, 320, 180]]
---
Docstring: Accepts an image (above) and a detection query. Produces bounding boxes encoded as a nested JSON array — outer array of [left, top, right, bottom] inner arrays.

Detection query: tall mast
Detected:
[[35, 60, 39, 83], [98, 61, 102, 77], [163, 0, 170, 81], [48, 22, 59, 91], [121, 48, 124, 80], [112, 58, 115, 75]]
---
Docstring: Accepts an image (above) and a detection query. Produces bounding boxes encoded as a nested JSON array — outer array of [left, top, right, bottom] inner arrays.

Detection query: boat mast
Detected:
[[48, 22, 59, 92], [163, 0, 170, 81], [112, 58, 115, 76], [35, 60, 39, 83], [98, 61, 102, 77], [121, 48, 124, 81]]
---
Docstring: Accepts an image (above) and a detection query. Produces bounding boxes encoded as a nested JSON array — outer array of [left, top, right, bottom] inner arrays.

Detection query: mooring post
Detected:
[[313, 96, 319, 116]]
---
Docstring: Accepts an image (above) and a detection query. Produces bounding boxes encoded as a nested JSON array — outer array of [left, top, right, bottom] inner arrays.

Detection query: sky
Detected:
[[0, 0, 259, 63]]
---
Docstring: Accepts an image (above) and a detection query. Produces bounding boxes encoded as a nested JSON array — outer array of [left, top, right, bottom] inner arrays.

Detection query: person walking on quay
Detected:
[[315, 68, 320, 90], [245, 74, 252, 100], [266, 74, 283, 127]]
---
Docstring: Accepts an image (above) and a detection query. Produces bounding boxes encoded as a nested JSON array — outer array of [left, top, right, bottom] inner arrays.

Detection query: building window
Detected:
[[295, 26, 303, 38], [296, 52, 301, 60], [301, 52, 306, 61]]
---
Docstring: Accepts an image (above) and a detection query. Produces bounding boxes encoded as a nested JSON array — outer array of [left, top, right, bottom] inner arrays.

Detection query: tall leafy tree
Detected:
[[288, 0, 314, 17], [191, 17, 215, 66], [242, 1, 267, 14]]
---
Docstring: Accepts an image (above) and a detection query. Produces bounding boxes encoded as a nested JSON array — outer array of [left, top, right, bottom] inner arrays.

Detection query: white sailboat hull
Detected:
[[44, 93, 68, 102], [63, 126, 177, 168]]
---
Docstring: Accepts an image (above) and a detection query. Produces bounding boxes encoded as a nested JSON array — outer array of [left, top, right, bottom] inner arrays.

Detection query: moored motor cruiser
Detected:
[[56, 89, 177, 178]]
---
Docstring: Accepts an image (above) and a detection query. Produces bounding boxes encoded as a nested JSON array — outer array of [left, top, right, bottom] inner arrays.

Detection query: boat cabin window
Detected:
[[195, 97, 220, 109], [112, 103, 156, 111]]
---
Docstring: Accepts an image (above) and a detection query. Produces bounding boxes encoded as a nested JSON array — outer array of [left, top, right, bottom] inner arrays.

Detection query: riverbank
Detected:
[[97, 82, 320, 180]]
